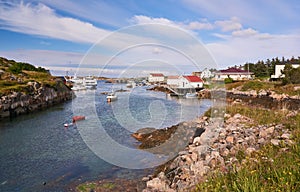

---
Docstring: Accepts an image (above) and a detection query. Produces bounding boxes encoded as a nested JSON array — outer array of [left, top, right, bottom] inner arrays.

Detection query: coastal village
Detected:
[[1, 56, 300, 191], [1, 1, 300, 191]]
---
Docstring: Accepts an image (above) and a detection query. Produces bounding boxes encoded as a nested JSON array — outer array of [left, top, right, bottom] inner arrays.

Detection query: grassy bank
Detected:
[[225, 80, 300, 96], [0, 57, 57, 95], [196, 105, 300, 192]]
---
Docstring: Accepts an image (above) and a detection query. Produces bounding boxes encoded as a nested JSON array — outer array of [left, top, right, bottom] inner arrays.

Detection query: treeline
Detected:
[[243, 56, 300, 78], [0, 57, 48, 74]]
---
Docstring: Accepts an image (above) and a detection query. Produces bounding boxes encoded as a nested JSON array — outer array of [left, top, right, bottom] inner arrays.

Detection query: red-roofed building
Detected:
[[214, 67, 253, 81], [166, 75, 203, 88], [148, 73, 165, 83], [181, 75, 203, 88]]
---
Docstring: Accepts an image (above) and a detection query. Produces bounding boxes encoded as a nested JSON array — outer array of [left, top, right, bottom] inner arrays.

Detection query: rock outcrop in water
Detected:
[[0, 81, 74, 118]]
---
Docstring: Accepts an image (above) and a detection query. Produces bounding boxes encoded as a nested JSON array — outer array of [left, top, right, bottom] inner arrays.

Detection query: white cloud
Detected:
[[182, 0, 266, 26], [207, 33, 300, 68], [215, 17, 242, 32], [26, 0, 129, 27], [232, 28, 258, 37], [131, 15, 174, 26], [185, 21, 214, 30], [131, 15, 214, 31], [0, 2, 109, 44]]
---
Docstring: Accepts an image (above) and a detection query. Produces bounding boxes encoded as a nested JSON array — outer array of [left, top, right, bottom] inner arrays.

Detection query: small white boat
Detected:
[[185, 92, 198, 98], [84, 76, 97, 89], [126, 81, 136, 88], [107, 92, 117, 102]]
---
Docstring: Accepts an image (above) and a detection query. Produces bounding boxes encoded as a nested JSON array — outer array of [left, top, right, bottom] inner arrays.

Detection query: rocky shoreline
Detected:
[[74, 87, 299, 192], [0, 80, 74, 119], [226, 89, 300, 111], [140, 111, 294, 191], [75, 105, 295, 191]]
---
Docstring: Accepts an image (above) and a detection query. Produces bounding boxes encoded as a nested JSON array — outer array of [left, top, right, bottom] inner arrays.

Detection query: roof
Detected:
[[217, 67, 253, 74], [150, 73, 164, 77], [167, 75, 179, 79], [183, 75, 203, 82]]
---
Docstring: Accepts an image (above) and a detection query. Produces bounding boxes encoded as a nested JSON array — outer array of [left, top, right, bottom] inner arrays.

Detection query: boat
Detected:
[[84, 76, 97, 89], [126, 81, 136, 88], [72, 116, 85, 123], [69, 75, 83, 84], [71, 84, 86, 91], [185, 92, 198, 98], [106, 92, 117, 102]]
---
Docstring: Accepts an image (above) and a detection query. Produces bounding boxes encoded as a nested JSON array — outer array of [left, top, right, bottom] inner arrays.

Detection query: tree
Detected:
[[282, 64, 300, 84]]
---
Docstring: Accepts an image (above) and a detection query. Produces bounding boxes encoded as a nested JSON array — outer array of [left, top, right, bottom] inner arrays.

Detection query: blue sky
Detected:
[[0, 0, 299, 76]]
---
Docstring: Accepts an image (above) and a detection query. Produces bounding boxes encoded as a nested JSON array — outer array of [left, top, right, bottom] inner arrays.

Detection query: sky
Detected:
[[0, 0, 299, 77]]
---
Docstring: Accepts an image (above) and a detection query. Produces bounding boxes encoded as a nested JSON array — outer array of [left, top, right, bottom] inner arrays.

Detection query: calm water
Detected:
[[0, 81, 211, 191]]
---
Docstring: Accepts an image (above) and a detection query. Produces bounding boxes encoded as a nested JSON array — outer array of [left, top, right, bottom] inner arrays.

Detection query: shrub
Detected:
[[224, 77, 233, 84]]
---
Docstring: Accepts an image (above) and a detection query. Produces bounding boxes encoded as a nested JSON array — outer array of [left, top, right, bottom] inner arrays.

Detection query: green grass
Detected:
[[77, 183, 96, 192], [225, 80, 300, 96], [226, 105, 287, 126], [195, 105, 300, 192], [240, 80, 274, 92], [76, 182, 115, 192], [0, 70, 57, 95]]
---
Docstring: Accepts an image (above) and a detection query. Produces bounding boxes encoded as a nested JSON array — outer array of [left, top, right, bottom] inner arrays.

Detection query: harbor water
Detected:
[[0, 81, 211, 191]]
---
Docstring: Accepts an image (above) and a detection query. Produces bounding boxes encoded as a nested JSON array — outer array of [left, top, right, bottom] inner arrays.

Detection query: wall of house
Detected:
[[190, 82, 203, 88], [167, 79, 179, 86], [271, 64, 300, 79], [200, 70, 213, 79], [214, 74, 251, 81], [148, 76, 164, 82]]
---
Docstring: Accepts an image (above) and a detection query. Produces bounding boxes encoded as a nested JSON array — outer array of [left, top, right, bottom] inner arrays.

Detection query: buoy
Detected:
[[64, 123, 69, 127]]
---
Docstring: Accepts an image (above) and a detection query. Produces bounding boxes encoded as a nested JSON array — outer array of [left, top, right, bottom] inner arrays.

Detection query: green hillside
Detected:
[[0, 57, 57, 95]]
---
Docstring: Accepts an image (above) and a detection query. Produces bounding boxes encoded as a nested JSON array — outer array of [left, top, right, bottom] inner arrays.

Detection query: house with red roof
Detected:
[[148, 73, 165, 83], [214, 67, 253, 81], [180, 75, 204, 88], [167, 75, 203, 88]]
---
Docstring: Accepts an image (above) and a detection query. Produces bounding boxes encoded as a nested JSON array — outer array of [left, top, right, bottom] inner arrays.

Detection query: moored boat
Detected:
[[72, 116, 85, 122], [84, 76, 97, 89], [185, 92, 198, 98], [106, 92, 117, 102]]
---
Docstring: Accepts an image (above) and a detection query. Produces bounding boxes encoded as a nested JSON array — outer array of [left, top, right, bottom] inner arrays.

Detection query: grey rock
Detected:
[[281, 133, 291, 140], [271, 139, 280, 146]]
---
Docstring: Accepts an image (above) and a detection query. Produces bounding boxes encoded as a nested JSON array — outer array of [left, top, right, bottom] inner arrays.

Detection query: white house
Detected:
[[148, 73, 165, 83], [271, 64, 300, 79], [167, 76, 180, 86], [178, 75, 204, 88], [200, 68, 214, 79], [214, 68, 253, 81]]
